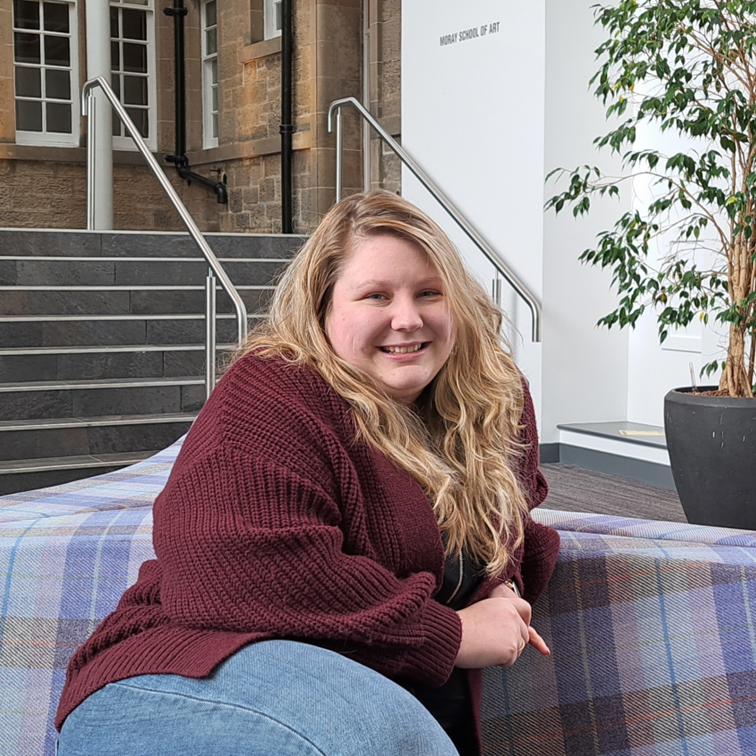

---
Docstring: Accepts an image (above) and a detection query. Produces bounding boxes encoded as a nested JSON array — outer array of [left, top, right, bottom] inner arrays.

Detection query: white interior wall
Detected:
[[541, 0, 630, 441], [401, 0, 546, 419], [401, 0, 723, 441]]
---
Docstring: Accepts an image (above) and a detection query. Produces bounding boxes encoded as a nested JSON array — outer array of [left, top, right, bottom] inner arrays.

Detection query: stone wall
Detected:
[[0, 2, 12, 145], [0, 0, 400, 234], [369, 0, 401, 194]]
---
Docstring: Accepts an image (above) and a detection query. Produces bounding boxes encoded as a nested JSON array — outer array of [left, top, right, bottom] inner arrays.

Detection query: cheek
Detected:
[[432, 310, 456, 342], [326, 311, 376, 359]]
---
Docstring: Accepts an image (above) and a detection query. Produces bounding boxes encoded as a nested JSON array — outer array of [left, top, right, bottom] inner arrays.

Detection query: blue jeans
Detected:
[[57, 640, 460, 755]]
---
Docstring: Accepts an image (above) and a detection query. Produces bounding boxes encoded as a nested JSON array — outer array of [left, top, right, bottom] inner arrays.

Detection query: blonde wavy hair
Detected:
[[237, 191, 530, 575]]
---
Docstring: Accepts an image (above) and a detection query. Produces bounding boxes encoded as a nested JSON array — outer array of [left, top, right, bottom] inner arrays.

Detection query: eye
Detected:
[[365, 292, 387, 301], [418, 289, 441, 299]]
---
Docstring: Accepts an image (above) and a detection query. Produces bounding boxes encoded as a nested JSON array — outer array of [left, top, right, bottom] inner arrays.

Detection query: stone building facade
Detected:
[[0, 0, 400, 234]]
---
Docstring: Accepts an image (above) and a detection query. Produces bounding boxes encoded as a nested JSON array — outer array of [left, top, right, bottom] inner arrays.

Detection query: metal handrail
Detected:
[[82, 76, 248, 398], [327, 96, 542, 342]]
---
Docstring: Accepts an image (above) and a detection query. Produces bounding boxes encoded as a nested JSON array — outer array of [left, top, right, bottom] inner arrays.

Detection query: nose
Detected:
[[391, 296, 423, 331]]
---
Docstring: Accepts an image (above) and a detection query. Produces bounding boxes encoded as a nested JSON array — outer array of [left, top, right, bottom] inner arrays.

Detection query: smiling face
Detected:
[[324, 233, 457, 404]]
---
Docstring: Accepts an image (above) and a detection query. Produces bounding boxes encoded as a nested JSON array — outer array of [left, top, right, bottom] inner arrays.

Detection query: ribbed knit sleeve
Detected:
[[515, 380, 560, 602], [519, 517, 560, 603], [151, 356, 462, 686]]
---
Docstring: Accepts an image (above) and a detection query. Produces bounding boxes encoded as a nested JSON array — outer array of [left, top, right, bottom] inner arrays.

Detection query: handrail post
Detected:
[[86, 92, 97, 231], [335, 106, 343, 202], [205, 269, 217, 399], [492, 273, 502, 307], [327, 96, 542, 343]]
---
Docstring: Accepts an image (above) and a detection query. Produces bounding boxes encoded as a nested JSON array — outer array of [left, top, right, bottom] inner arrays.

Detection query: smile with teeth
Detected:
[[380, 343, 426, 354]]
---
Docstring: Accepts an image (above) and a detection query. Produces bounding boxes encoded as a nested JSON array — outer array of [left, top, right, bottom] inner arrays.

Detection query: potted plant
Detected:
[[546, 0, 756, 528]]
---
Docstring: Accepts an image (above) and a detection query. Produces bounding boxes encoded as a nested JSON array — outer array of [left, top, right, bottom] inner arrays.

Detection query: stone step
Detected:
[[0, 313, 260, 348], [0, 450, 159, 496], [0, 257, 287, 288], [0, 285, 274, 316], [0, 343, 236, 382], [0, 228, 302, 496], [0, 376, 205, 421], [0, 412, 195, 462], [0, 229, 305, 258]]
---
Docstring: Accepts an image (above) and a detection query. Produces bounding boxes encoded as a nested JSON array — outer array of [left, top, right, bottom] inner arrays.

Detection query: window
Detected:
[[264, 0, 281, 40], [202, 0, 218, 149], [110, 0, 156, 150], [12, 0, 78, 146]]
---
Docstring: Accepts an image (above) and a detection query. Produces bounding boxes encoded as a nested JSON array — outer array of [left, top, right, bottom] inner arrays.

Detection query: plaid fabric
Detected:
[[481, 510, 756, 755], [0, 443, 178, 756], [1, 439, 755, 755]]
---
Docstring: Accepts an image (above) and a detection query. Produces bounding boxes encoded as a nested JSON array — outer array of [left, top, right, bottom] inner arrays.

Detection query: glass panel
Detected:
[[45, 68, 70, 99], [206, 27, 217, 56], [211, 58, 217, 85], [206, 0, 216, 28], [16, 99, 43, 131], [14, 32, 41, 64], [111, 73, 121, 99], [123, 42, 147, 73], [126, 106, 148, 138], [123, 75, 147, 105], [13, 0, 39, 30], [44, 35, 70, 66], [122, 9, 146, 40], [111, 41, 120, 70], [15, 66, 41, 98], [110, 7, 119, 38], [46, 101, 71, 132], [211, 85, 217, 112], [275, 1, 282, 31], [112, 115, 121, 136], [212, 112, 218, 139], [43, 2, 69, 33]]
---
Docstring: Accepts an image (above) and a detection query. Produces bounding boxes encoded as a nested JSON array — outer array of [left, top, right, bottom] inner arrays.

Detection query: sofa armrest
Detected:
[[481, 509, 756, 755]]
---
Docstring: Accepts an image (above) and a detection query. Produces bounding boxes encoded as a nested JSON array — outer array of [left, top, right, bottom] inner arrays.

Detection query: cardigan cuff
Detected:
[[399, 599, 462, 686]]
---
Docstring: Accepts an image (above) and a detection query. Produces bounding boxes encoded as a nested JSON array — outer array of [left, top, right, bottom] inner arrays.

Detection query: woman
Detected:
[[56, 191, 560, 756]]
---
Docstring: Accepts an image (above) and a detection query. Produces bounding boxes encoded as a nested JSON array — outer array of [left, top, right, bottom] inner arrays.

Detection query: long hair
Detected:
[[237, 191, 530, 575]]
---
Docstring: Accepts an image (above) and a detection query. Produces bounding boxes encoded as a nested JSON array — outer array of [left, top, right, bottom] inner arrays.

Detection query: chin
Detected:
[[384, 385, 425, 404]]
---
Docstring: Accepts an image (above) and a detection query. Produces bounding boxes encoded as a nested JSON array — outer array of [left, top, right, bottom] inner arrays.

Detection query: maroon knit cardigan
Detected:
[[56, 354, 560, 753]]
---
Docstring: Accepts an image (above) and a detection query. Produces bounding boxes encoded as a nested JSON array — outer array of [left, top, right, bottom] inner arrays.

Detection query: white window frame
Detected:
[[264, 0, 281, 40], [13, 0, 80, 147], [201, 0, 218, 149], [110, 0, 157, 152]]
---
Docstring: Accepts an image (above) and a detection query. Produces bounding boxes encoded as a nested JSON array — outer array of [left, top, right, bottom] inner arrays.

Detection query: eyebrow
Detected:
[[356, 276, 442, 289]]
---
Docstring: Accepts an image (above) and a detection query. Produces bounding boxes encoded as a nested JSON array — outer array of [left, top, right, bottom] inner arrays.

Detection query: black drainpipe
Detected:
[[280, 0, 293, 232], [164, 0, 228, 204]]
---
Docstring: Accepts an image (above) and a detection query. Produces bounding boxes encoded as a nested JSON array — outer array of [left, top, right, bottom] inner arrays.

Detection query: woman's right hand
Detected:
[[454, 594, 548, 669]]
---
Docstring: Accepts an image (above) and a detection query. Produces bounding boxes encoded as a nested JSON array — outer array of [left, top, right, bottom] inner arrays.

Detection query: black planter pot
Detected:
[[664, 387, 756, 529]]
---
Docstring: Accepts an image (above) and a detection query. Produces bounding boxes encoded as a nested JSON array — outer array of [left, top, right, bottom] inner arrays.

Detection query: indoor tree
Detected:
[[547, 0, 756, 398]]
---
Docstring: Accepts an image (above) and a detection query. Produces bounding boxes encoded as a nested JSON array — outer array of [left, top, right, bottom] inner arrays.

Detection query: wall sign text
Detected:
[[440, 21, 500, 47]]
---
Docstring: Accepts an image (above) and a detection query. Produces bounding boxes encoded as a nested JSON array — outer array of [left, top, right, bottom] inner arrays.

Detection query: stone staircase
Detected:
[[0, 229, 304, 495]]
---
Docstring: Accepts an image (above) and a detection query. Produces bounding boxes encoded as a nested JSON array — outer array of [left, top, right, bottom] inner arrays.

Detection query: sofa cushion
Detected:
[[2, 439, 755, 756]]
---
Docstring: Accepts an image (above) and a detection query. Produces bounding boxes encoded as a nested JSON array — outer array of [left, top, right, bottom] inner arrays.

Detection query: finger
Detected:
[[527, 626, 551, 656], [486, 590, 533, 626], [509, 596, 532, 626]]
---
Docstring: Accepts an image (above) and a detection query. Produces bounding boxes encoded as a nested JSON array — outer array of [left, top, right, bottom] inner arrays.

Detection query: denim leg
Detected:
[[58, 640, 460, 756]]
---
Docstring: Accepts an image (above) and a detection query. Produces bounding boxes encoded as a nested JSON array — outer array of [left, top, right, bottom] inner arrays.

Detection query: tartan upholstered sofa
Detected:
[[2, 437, 755, 756]]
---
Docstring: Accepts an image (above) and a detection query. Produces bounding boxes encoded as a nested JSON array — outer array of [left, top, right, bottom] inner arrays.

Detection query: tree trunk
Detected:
[[720, 323, 754, 398]]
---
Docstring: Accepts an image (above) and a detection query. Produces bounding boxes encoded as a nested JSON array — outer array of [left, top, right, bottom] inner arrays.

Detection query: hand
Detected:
[[454, 597, 530, 669], [454, 586, 550, 669], [485, 582, 551, 656]]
